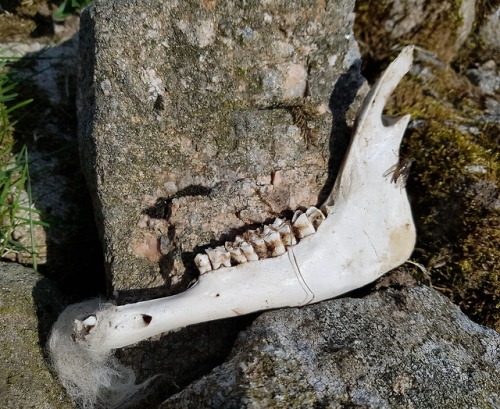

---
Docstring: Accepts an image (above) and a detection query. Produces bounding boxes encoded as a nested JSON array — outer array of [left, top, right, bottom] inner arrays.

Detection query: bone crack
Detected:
[[195, 206, 326, 274]]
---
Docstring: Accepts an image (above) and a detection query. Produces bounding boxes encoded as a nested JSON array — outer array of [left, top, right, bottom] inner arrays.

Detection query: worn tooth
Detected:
[[263, 225, 286, 257], [194, 253, 212, 274], [225, 241, 247, 264], [272, 218, 297, 246], [271, 217, 285, 229], [263, 225, 273, 235], [245, 230, 268, 259], [239, 239, 259, 261], [292, 210, 316, 238], [205, 246, 231, 270], [305, 206, 326, 230], [235, 235, 259, 261], [282, 231, 297, 247], [249, 230, 269, 259], [217, 246, 232, 268]]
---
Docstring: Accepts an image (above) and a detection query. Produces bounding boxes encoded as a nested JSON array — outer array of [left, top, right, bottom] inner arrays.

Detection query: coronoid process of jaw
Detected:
[[48, 46, 417, 408]]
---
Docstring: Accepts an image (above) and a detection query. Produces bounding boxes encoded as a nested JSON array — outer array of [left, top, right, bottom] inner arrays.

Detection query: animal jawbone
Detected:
[[47, 46, 417, 409], [50, 46, 416, 358]]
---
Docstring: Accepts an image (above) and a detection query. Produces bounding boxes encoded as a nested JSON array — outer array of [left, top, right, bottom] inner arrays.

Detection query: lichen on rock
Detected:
[[160, 286, 500, 408]]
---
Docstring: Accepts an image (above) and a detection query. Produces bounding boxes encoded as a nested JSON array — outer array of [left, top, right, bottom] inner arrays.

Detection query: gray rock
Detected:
[[456, 0, 476, 50], [0, 262, 73, 409], [466, 59, 500, 121], [78, 0, 367, 299], [480, 6, 500, 54], [466, 60, 500, 95], [160, 286, 500, 409]]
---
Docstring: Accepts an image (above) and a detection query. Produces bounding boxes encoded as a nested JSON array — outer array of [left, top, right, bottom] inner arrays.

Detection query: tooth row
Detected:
[[194, 206, 326, 274]]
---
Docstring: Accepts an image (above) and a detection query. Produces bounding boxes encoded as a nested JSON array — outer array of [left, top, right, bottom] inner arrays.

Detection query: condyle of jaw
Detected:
[[55, 46, 417, 353]]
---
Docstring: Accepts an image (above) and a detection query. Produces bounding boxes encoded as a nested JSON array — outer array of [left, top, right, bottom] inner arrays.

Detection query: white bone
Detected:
[[271, 217, 285, 228], [48, 46, 417, 408]]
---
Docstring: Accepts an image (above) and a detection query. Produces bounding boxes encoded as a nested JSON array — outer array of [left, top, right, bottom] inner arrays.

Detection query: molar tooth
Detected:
[[292, 210, 316, 238], [225, 241, 247, 264], [205, 246, 231, 270], [194, 253, 212, 274], [263, 225, 286, 257], [305, 206, 326, 230], [235, 236, 259, 261], [272, 218, 297, 246], [245, 230, 268, 259], [271, 217, 285, 229], [263, 225, 274, 235]]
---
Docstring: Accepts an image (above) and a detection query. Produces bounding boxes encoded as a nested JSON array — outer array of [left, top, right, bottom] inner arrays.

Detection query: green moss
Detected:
[[355, 0, 466, 76], [0, 15, 36, 41], [354, 0, 500, 331], [385, 58, 499, 331], [0, 0, 55, 42]]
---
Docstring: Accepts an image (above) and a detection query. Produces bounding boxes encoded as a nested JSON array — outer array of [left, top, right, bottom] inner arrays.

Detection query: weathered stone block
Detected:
[[79, 0, 366, 298], [0, 262, 72, 409], [160, 285, 500, 408]]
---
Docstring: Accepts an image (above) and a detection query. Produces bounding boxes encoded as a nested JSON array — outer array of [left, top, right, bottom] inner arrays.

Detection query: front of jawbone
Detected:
[[49, 46, 416, 407]]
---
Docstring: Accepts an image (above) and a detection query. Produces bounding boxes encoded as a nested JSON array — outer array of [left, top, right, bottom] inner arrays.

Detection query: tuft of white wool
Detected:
[[48, 299, 153, 409]]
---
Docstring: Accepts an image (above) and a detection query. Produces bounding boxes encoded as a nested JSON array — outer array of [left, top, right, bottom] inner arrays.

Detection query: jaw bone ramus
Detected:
[[48, 46, 416, 407]]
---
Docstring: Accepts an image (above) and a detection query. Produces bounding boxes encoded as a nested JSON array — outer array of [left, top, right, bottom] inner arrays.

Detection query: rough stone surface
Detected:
[[0, 262, 73, 409], [466, 60, 500, 96], [78, 0, 367, 299], [480, 6, 500, 54], [160, 285, 500, 409]]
